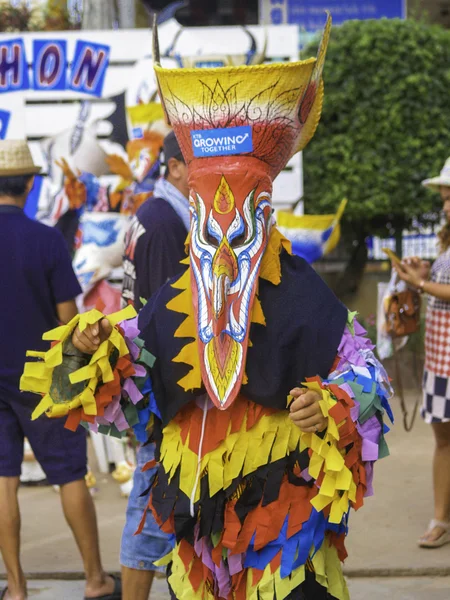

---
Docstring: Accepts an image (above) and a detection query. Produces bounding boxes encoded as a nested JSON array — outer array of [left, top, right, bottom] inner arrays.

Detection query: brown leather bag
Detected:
[[385, 289, 421, 338], [384, 287, 422, 431]]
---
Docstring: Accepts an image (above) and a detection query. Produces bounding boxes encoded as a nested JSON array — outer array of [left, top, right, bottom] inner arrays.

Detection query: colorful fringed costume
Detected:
[[21, 14, 393, 600]]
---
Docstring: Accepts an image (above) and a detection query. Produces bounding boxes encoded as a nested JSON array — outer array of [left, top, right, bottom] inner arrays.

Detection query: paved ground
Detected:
[[345, 414, 450, 575], [3, 577, 450, 599], [1, 395, 450, 598]]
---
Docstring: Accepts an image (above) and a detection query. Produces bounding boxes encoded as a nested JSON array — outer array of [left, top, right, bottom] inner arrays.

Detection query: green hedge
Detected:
[[303, 18, 450, 237]]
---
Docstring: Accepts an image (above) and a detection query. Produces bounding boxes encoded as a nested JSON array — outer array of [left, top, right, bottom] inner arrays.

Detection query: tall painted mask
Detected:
[[153, 16, 332, 410]]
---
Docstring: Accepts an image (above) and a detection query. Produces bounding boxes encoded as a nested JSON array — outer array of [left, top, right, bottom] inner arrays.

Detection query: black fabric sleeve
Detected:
[[134, 225, 186, 310], [138, 290, 167, 415]]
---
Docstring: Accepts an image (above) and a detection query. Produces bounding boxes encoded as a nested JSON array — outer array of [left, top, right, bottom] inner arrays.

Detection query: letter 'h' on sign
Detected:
[[0, 39, 29, 93]]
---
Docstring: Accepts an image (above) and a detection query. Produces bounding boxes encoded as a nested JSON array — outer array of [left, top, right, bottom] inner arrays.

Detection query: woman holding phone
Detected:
[[394, 158, 450, 548]]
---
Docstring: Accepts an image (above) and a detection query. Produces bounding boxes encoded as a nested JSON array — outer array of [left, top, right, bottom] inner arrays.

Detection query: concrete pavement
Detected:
[[345, 413, 450, 575], [1, 396, 450, 597], [6, 577, 450, 600]]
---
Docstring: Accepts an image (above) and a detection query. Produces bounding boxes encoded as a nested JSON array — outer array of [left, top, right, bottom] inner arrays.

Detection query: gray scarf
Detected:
[[153, 177, 190, 232]]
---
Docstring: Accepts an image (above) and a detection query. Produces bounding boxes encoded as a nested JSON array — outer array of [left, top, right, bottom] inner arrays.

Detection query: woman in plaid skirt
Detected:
[[395, 157, 450, 549]]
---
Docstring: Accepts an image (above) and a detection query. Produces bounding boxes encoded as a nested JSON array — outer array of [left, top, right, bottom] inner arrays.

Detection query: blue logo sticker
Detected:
[[194, 61, 225, 68], [191, 126, 253, 158]]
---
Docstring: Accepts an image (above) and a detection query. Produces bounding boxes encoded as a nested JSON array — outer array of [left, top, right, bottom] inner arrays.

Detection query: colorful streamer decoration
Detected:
[[20, 306, 154, 439]]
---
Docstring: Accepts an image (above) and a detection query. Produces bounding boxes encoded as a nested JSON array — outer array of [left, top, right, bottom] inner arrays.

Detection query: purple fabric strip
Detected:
[[336, 321, 374, 372], [132, 364, 147, 378], [114, 411, 130, 432], [127, 339, 141, 361], [350, 398, 360, 422], [104, 394, 121, 421], [228, 553, 243, 576], [120, 316, 140, 340], [301, 468, 313, 483], [123, 377, 143, 405], [365, 462, 374, 497], [216, 559, 232, 598]]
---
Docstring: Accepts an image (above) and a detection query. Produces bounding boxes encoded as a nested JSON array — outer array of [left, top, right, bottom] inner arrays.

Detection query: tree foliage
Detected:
[[0, 0, 80, 31], [303, 19, 450, 237]]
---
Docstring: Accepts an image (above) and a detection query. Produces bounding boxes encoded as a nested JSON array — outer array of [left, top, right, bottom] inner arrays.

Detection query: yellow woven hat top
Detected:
[[0, 140, 41, 177], [153, 14, 331, 180]]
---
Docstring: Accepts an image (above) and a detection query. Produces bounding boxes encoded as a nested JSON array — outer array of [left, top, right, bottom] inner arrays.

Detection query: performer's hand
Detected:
[[289, 388, 327, 433], [403, 257, 430, 280], [72, 318, 113, 354], [393, 260, 422, 288]]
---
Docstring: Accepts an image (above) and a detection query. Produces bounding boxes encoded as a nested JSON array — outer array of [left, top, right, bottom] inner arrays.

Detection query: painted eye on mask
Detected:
[[229, 232, 246, 248], [202, 211, 223, 248], [205, 230, 220, 248]]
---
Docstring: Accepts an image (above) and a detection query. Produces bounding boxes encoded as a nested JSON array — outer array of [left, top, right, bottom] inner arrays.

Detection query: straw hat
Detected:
[[0, 140, 41, 176], [422, 157, 450, 191]]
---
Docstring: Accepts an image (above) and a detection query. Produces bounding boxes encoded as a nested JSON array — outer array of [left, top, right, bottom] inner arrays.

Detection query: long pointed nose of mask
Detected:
[[212, 237, 238, 337]]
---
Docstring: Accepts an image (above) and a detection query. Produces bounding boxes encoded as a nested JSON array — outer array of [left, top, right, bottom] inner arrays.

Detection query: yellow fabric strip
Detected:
[[160, 405, 304, 503], [299, 381, 353, 525]]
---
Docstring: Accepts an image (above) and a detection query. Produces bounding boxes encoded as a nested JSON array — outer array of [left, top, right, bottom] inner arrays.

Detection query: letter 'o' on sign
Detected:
[[33, 40, 67, 91]]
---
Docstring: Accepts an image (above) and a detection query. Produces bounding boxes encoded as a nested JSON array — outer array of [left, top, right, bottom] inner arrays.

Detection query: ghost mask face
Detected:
[[153, 14, 332, 409], [189, 159, 272, 408]]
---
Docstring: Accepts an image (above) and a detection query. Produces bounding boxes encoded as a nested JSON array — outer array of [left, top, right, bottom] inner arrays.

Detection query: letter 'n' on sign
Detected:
[[0, 39, 29, 94], [33, 40, 67, 91], [69, 40, 110, 97]]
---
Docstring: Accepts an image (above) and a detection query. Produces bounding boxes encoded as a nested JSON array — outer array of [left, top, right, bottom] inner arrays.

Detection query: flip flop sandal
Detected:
[[418, 519, 450, 548], [84, 575, 121, 600]]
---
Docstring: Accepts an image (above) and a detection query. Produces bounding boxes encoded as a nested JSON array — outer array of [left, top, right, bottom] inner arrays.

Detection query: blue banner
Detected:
[[69, 40, 110, 97], [0, 110, 11, 140], [24, 175, 44, 220], [266, 1, 405, 31], [191, 126, 253, 158], [0, 38, 29, 93], [33, 40, 67, 91]]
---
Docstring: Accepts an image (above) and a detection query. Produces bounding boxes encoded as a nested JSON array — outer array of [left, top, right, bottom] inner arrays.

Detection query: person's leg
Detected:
[[0, 477, 27, 600], [120, 443, 172, 600], [18, 395, 117, 598], [421, 421, 450, 542], [59, 479, 117, 598], [0, 394, 27, 600], [121, 567, 154, 600]]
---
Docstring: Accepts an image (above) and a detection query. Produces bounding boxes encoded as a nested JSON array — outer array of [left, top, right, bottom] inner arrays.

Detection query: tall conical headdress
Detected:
[[153, 15, 332, 409]]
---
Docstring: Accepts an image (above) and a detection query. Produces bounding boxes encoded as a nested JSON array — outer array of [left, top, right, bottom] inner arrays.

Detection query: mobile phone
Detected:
[[381, 247, 402, 265]]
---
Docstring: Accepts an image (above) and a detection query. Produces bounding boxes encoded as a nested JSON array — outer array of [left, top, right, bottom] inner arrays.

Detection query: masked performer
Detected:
[[21, 15, 392, 600]]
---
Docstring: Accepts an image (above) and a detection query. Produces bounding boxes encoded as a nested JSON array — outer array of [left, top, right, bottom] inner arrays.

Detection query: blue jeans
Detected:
[[120, 442, 172, 571]]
